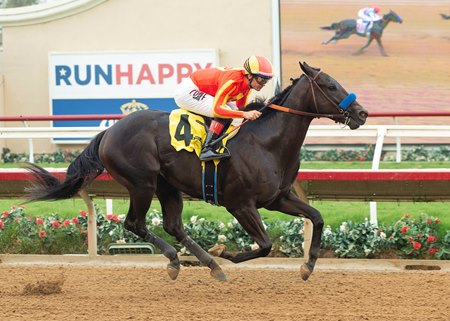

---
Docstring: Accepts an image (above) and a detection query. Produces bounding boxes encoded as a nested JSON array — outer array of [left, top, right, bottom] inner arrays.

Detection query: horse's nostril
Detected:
[[359, 111, 368, 119]]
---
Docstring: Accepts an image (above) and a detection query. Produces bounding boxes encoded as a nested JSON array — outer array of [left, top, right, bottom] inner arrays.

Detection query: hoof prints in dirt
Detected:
[[21, 278, 65, 296]]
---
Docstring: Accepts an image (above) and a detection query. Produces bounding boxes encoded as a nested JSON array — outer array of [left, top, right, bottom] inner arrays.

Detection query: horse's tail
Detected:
[[321, 23, 339, 30], [25, 130, 107, 202]]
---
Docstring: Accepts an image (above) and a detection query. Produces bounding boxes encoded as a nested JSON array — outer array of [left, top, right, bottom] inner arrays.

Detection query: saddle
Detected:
[[356, 19, 370, 35]]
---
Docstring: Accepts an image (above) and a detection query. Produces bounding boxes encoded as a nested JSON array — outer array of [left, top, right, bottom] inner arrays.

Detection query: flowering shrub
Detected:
[[3, 145, 448, 164], [0, 206, 449, 259], [383, 214, 443, 259], [321, 219, 390, 258]]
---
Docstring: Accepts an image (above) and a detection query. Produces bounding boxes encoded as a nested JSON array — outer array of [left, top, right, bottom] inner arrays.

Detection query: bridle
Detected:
[[267, 71, 353, 125]]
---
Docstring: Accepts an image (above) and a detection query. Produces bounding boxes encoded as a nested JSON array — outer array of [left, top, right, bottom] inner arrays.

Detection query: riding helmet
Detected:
[[243, 56, 274, 79]]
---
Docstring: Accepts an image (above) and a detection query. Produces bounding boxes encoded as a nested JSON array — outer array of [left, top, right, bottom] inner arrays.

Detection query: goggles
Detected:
[[254, 75, 272, 86]]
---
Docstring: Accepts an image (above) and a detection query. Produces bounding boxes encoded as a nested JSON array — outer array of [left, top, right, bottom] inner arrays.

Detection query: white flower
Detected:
[[116, 239, 126, 244], [151, 217, 161, 226], [323, 226, 333, 236], [218, 222, 225, 230], [340, 222, 348, 233], [250, 243, 259, 251], [379, 232, 386, 240], [179, 247, 186, 255], [364, 248, 372, 256], [190, 216, 198, 224], [118, 214, 126, 221], [218, 234, 227, 242], [301, 242, 305, 250]]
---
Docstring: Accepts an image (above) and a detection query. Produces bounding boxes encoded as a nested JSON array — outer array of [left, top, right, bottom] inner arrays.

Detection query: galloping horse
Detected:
[[25, 62, 368, 281], [321, 10, 403, 56]]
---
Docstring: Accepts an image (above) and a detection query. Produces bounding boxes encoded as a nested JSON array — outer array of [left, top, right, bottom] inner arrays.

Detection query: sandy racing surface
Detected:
[[0, 260, 449, 321]]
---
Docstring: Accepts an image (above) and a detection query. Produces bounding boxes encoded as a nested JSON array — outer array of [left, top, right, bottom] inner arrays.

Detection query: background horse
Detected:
[[321, 10, 403, 56], [25, 62, 368, 282]]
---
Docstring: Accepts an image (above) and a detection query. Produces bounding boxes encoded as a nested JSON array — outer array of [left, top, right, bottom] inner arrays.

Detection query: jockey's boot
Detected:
[[199, 119, 231, 161]]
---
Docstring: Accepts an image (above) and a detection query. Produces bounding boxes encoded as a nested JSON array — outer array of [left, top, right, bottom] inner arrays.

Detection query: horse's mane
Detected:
[[244, 77, 301, 112]]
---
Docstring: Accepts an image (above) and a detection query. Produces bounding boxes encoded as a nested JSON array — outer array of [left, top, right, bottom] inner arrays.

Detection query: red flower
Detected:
[[435, 218, 441, 224], [72, 217, 79, 224], [38, 230, 46, 238], [427, 235, 437, 244], [51, 220, 60, 228], [112, 215, 120, 223], [408, 237, 414, 242], [2, 211, 8, 218], [36, 218, 44, 225], [417, 233, 423, 238], [401, 226, 409, 234], [0, 220, 4, 229], [413, 242, 422, 250], [429, 247, 439, 255], [426, 218, 432, 224], [79, 210, 87, 217], [106, 214, 114, 220]]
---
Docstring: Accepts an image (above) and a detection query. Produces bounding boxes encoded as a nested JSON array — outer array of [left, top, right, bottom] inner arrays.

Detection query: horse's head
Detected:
[[383, 10, 403, 24], [297, 61, 368, 129]]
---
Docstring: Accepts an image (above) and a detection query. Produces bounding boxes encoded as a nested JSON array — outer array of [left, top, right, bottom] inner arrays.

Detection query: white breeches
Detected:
[[173, 77, 238, 118]]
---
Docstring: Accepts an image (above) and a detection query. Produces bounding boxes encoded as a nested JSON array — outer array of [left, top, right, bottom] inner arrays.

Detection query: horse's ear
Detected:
[[299, 61, 317, 77], [299, 61, 309, 75]]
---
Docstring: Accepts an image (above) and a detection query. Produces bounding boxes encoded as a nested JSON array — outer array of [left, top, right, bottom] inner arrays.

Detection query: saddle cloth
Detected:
[[356, 19, 368, 34], [168, 109, 239, 157]]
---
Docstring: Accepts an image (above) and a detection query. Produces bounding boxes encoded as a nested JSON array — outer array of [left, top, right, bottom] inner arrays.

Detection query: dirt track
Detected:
[[0, 263, 449, 321]]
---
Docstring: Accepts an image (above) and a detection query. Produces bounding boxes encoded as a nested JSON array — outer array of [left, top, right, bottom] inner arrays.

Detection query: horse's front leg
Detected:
[[375, 38, 388, 56], [265, 191, 324, 281], [208, 205, 272, 263]]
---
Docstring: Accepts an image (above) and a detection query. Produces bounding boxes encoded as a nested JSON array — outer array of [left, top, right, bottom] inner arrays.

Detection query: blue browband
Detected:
[[339, 93, 356, 110]]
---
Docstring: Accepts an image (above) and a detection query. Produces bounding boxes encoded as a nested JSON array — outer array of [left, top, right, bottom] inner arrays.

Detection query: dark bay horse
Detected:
[[25, 62, 368, 281], [321, 10, 403, 56]]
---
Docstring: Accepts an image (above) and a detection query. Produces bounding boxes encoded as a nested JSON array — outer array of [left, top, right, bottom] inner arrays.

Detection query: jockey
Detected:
[[173, 55, 273, 161], [358, 6, 381, 35]]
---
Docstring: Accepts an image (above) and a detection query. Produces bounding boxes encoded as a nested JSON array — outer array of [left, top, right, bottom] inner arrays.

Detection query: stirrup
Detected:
[[199, 148, 231, 162]]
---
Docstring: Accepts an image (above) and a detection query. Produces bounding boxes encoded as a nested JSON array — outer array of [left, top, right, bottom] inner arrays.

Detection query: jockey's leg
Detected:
[[200, 118, 232, 161]]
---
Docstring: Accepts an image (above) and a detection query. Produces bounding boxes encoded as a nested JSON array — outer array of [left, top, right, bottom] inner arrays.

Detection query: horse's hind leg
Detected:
[[322, 34, 339, 45], [124, 186, 180, 279], [353, 37, 374, 55], [156, 176, 226, 281]]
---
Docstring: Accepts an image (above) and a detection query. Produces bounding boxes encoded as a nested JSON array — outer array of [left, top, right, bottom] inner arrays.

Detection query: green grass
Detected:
[[1, 161, 449, 233]]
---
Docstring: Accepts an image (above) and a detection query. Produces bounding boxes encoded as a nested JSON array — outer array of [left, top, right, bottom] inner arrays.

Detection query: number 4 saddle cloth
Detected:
[[168, 109, 239, 157]]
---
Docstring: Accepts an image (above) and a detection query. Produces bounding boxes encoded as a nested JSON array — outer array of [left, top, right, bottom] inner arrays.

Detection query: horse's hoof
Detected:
[[210, 268, 227, 282], [321, 41, 327, 45], [300, 263, 313, 281], [167, 263, 180, 280], [208, 244, 226, 257]]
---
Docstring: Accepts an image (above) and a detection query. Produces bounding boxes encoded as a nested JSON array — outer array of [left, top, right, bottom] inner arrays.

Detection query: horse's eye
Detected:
[[328, 85, 337, 91]]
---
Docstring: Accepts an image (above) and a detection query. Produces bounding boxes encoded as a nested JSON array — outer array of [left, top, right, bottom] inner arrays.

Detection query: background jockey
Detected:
[[173, 55, 273, 161], [358, 6, 381, 35]]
